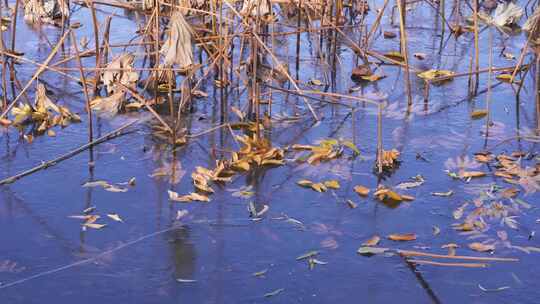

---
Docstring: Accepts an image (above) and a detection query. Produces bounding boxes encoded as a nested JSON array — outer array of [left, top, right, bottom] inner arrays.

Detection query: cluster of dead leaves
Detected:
[[297, 179, 340, 192], [475, 151, 540, 194], [292, 138, 359, 165], [9, 83, 81, 138], [69, 206, 123, 231], [373, 185, 414, 203], [378, 149, 400, 171], [170, 134, 285, 203], [82, 177, 136, 193], [445, 152, 540, 254]]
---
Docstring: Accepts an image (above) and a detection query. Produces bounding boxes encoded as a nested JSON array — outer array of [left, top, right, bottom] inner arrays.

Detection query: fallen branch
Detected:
[[398, 249, 519, 262], [407, 259, 488, 268], [0, 119, 139, 185]]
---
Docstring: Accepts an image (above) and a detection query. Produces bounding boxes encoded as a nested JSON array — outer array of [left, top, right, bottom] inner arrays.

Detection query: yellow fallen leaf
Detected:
[[261, 159, 285, 166], [324, 180, 340, 189], [360, 74, 386, 82], [461, 171, 486, 178], [471, 109, 488, 119], [362, 235, 381, 246], [354, 185, 370, 196], [418, 69, 455, 82], [385, 190, 403, 201], [187, 192, 210, 202], [384, 51, 404, 62], [388, 233, 417, 241], [469, 242, 495, 252], [401, 194, 415, 201], [496, 73, 515, 83], [474, 153, 493, 163], [232, 160, 250, 171], [291, 144, 314, 150], [311, 183, 327, 193]]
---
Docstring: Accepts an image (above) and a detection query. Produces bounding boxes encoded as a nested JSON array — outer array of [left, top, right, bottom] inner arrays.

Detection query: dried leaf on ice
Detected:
[[357, 246, 390, 255], [396, 175, 425, 190], [104, 185, 128, 193], [453, 202, 468, 220], [431, 190, 453, 197], [362, 235, 381, 246], [354, 185, 370, 196], [82, 180, 110, 188], [264, 288, 284, 298], [492, 2, 523, 27], [469, 242, 495, 252], [346, 200, 358, 209], [432, 226, 441, 236], [168, 190, 210, 202], [253, 269, 268, 277], [83, 223, 107, 229], [388, 233, 417, 241], [442, 243, 458, 256], [461, 171, 486, 178], [378, 149, 400, 170], [418, 69, 455, 83], [296, 250, 319, 260], [471, 109, 488, 119], [324, 180, 340, 189], [90, 92, 125, 117], [241, 0, 271, 17], [107, 213, 123, 222]]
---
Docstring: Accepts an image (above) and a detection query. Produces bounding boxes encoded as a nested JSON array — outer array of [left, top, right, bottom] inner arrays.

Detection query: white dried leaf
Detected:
[[160, 12, 193, 69], [492, 2, 523, 27], [102, 53, 139, 94], [241, 0, 271, 17]]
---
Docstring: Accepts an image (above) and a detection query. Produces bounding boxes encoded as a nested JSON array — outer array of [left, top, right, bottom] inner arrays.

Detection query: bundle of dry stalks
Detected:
[[523, 5, 540, 36], [24, 0, 69, 24], [241, 0, 271, 17]]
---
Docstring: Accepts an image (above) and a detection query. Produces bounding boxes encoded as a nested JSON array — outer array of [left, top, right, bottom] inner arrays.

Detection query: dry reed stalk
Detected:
[[407, 259, 488, 268], [471, 0, 479, 95], [10, 0, 19, 52], [396, 0, 412, 106], [84, 0, 100, 93], [0, 0, 7, 110], [535, 55, 540, 130], [1, 53, 78, 81], [222, 0, 319, 121], [365, 0, 390, 48], [484, 27, 493, 141], [70, 30, 94, 144], [377, 102, 383, 174], [509, 16, 538, 84]]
